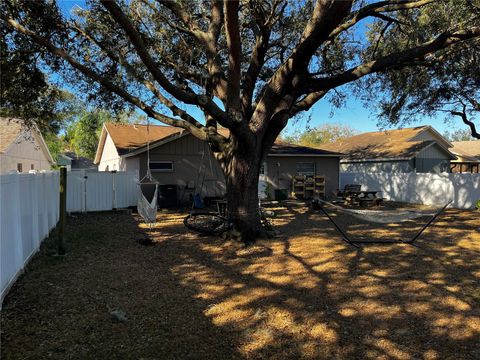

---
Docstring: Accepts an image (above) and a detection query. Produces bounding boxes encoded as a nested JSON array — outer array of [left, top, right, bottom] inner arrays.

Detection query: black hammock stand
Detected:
[[313, 199, 452, 248]]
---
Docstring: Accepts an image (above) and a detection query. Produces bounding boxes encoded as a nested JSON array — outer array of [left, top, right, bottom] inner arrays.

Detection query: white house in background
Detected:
[[94, 123, 179, 174], [0, 117, 55, 174]]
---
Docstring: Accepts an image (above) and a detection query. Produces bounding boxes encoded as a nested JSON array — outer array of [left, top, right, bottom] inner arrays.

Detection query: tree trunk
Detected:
[[223, 147, 263, 245]]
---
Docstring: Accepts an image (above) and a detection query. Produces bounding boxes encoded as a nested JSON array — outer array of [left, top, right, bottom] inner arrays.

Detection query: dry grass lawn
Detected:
[[1, 202, 479, 359]]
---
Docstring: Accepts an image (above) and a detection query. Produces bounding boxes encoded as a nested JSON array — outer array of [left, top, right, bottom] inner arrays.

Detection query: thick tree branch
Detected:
[[203, 0, 228, 106], [291, 91, 328, 115], [464, 94, 480, 112], [157, 0, 228, 105], [250, 0, 352, 135], [69, 23, 215, 133], [241, 0, 276, 117], [292, 0, 353, 65], [293, 25, 480, 115], [3, 17, 215, 142], [328, 0, 435, 40], [100, 0, 228, 125], [156, 0, 195, 30], [451, 105, 480, 139], [301, 26, 480, 112], [224, 0, 242, 113]]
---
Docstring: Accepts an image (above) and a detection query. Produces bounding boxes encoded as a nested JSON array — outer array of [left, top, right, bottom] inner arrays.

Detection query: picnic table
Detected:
[[336, 184, 383, 207], [346, 191, 383, 206]]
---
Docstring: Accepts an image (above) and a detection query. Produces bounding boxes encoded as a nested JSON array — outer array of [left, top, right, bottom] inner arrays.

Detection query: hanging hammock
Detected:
[[137, 120, 159, 226], [137, 178, 158, 225], [312, 199, 452, 246], [315, 199, 440, 224]]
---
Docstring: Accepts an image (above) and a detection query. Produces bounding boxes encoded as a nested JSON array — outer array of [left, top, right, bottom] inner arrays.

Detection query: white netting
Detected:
[[137, 184, 158, 224], [317, 200, 438, 224]]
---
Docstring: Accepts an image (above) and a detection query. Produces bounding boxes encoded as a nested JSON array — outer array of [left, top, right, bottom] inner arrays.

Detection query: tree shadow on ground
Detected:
[[1, 204, 479, 359], [0, 212, 243, 360], [156, 203, 479, 359]]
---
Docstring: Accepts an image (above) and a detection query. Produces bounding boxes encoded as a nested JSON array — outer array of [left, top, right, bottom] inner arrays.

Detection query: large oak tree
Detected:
[[2, 0, 480, 243]]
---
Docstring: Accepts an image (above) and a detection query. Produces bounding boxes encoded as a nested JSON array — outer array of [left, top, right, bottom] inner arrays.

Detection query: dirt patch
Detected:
[[1, 203, 479, 359]]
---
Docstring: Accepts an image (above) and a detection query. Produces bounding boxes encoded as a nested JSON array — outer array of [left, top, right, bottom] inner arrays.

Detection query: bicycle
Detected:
[[184, 201, 274, 236]]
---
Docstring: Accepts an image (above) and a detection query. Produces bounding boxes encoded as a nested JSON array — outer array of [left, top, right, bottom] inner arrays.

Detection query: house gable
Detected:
[[94, 125, 108, 164], [0, 118, 23, 154], [416, 142, 456, 160], [0, 117, 53, 163], [97, 130, 121, 171], [409, 126, 452, 149], [415, 142, 455, 172], [0, 127, 53, 173]]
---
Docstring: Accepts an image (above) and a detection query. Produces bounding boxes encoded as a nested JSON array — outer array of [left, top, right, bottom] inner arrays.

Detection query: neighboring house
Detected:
[[0, 117, 55, 174], [450, 141, 480, 173], [57, 151, 98, 171], [94, 123, 342, 200], [321, 125, 457, 173]]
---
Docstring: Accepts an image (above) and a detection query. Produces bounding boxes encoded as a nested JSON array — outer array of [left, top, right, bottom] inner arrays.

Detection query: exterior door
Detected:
[[258, 162, 268, 199]]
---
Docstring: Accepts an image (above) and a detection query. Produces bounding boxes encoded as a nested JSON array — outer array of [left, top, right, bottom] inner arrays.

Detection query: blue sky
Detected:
[[55, 0, 465, 137]]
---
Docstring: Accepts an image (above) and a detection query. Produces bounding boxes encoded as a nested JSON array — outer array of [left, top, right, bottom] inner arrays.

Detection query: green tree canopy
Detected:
[[0, 0, 78, 133], [443, 128, 478, 142], [3, 0, 480, 242], [64, 109, 146, 160], [359, 0, 480, 138]]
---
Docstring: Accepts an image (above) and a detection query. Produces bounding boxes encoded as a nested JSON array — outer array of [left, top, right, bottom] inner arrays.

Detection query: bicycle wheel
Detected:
[[184, 212, 229, 235]]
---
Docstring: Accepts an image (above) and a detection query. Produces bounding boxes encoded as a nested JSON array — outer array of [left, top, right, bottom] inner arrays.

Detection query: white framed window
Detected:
[[296, 162, 315, 176], [150, 161, 174, 172]]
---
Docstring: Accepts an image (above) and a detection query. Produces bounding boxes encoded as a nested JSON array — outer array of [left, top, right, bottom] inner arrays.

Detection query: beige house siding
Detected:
[[0, 131, 51, 174], [98, 134, 121, 171], [137, 134, 225, 197], [132, 134, 340, 199]]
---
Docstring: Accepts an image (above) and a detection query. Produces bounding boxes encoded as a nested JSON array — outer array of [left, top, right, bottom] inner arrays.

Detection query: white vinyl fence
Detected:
[[340, 172, 480, 209], [1, 171, 60, 305], [67, 170, 138, 212]]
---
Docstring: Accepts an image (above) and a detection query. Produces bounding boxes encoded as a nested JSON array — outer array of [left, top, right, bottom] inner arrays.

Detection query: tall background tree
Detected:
[[443, 128, 478, 142], [65, 109, 146, 160], [283, 123, 357, 147], [3, 0, 480, 242]]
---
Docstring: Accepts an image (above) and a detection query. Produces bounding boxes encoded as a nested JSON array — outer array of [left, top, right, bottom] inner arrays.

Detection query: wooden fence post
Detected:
[[58, 167, 67, 255]]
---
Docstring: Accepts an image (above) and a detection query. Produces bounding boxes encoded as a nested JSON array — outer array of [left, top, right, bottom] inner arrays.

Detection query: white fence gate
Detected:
[[67, 170, 138, 212], [340, 172, 480, 209], [1, 171, 60, 305]]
